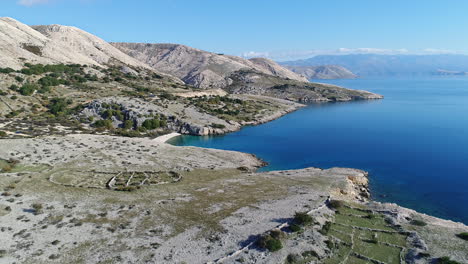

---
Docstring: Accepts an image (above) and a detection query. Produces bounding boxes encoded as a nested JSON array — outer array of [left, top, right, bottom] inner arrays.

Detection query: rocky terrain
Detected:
[[0, 134, 466, 264], [225, 70, 379, 102], [0, 18, 161, 73], [111, 43, 308, 89], [284, 65, 358, 80]]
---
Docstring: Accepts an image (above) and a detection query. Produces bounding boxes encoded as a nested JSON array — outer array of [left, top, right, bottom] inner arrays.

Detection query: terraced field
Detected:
[[323, 204, 409, 264]]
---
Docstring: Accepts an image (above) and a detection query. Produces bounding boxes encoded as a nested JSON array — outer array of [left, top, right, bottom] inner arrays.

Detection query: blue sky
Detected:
[[2, 0, 468, 60]]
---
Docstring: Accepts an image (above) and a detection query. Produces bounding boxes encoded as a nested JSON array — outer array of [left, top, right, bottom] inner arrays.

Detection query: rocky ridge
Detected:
[[111, 42, 308, 89], [285, 65, 358, 79], [0, 18, 154, 72]]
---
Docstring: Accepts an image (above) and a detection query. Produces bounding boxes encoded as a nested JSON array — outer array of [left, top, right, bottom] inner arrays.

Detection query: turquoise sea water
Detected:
[[169, 78, 468, 224]]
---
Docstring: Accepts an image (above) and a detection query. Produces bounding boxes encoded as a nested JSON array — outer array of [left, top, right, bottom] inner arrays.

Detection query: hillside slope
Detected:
[[284, 65, 357, 79], [111, 42, 308, 88], [32, 24, 151, 69], [0, 17, 97, 69], [0, 17, 154, 71]]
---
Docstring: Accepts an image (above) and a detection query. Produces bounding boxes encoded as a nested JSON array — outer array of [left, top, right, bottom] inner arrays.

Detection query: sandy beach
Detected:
[[153, 132, 181, 143]]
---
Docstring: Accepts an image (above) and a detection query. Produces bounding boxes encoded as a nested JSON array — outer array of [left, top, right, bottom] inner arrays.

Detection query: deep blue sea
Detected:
[[169, 78, 468, 224]]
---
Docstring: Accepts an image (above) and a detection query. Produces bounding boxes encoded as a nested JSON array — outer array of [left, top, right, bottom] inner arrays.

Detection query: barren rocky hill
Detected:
[[0, 17, 95, 69], [111, 42, 308, 88], [0, 17, 153, 71], [284, 65, 357, 80], [32, 24, 151, 70]]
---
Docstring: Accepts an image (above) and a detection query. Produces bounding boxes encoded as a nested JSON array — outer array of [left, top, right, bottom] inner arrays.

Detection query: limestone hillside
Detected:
[[284, 65, 358, 80], [111, 42, 308, 89], [0, 17, 154, 72]]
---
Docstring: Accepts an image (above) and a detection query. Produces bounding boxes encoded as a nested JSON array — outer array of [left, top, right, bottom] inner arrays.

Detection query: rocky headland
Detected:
[[0, 135, 466, 263]]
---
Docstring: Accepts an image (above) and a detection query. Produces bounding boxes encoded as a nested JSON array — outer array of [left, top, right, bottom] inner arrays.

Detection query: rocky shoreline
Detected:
[[0, 135, 466, 263]]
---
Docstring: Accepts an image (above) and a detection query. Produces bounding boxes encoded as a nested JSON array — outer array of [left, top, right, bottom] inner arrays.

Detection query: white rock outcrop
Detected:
[[0, 17, 150, 70]]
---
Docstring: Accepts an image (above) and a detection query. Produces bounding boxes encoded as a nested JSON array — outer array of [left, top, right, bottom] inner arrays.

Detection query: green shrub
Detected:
[[6, 111, 20, 118], [410, 219, 427, 226], [319, 221, 332, 235], [38, 76, 63, 87], [94, 119, 113, 129], [84, 74, 98, 81], [301, 250, 318, 258], [48, 98, 72, 115], [9, 85, 18, 91], [32, 203, 43, 214], [137, 126, 147, 132], [294, 211, 313, 226], [102, 109, 115, 119], [71, 75, 87, 83], [456, 232, 468, 241], [269, 230, 284, 239], [328, 200, 343, 209], [436, 257, 461, 264], [211, 123, 226, 129], [15, 76, 24, 83], [265, 238, 282, 252], [0, 67, 14, 73], [0, 131, 7, 137], [286, 254, 300, 264], [142, 119, 160, 130], [38, 86, 51, 94], [325, 240, 335, 249], [19, 83, 38, 96], [159, 92, 176, 100], [123, 120, 134, 130], [257, 234, 282, 252], [289, 223, 302, 232], [20, 63, 83, 75]]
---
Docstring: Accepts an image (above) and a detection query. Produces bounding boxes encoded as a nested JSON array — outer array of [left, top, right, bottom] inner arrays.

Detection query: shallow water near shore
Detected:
[[169, 77, 468, 224]]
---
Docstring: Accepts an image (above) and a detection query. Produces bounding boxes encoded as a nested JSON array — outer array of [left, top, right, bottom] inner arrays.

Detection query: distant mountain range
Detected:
[[281, 54, 468, 77], [284, 65, 357, 80]]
